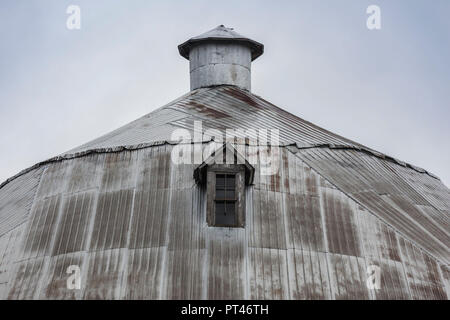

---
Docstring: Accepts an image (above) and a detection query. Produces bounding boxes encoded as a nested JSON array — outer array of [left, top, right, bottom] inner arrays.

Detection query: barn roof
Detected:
[[2, 84, 449, 264], [64, 85, 374, 154]]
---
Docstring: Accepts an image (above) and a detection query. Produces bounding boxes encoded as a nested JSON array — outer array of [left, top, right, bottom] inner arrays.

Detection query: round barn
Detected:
[[0, 25, 449, 300]]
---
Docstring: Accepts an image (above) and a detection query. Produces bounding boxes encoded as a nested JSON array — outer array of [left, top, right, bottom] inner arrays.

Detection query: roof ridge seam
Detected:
[[293, 143, 440, 180], [0, 140, 442, 192]]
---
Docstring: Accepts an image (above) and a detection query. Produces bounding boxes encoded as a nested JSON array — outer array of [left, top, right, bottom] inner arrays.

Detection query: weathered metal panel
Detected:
[[165, 189, 194, 299], [41, 252, 86, 299], [0, 168, 43, 237], [247, 247, 288, 299], [320, 187, 361, 257], [285, 194, 325, 252], [7, 256, 48, 299], [384, 195, 449, 248], [82, 248, 126, 299], [398, 238, 447, 300], [65, 154, 105, 193], [206, 228, 246, 299], [365, 257, 410, 300], [327, 253, 361, 299], [287, 249, 332, 299], [51, 192, 96, 256], [21, 195, 62, 258], [356, 206, 401, 262], [0, 224, 27, 299], [389, 161, 450, 212], [130, 189, 169, 249], [34, 161, 72, 200], [125, 247, 166, 299], [89, 189, 134, 251]]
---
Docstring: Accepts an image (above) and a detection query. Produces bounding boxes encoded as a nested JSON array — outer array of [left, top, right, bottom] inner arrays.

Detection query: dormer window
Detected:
[[206, 166, 245, 227], [215, 173, 236, 226], [194, 143, 255, 228]]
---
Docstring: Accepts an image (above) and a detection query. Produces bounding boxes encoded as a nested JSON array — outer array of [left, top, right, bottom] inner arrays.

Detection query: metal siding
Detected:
[[41, 252, 86, 299], [0, 168, 43, 237], [82, 248, 126, 299], [125, 247, 166, 299], [0, 224, 27, 299], [51, 192, 96, 256]]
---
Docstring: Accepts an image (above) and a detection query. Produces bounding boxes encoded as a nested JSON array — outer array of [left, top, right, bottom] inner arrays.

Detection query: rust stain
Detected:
[[184, 101, 230, 119], [223, 87, 262, 109]]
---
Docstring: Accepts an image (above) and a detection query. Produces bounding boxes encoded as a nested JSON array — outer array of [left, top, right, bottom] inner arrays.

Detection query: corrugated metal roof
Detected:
[[63, 86, 373, 154]]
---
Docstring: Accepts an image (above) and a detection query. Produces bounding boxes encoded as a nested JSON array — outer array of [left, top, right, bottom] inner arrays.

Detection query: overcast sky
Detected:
[[0, 0, 449, 186]]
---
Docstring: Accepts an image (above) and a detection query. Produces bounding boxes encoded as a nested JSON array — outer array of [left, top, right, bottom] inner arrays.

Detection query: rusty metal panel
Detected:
[[82, 248, 126, 299], [247, 247, 288, 299], [125, 247, 166, 299], [398, 238, 447, 300], [284, 193, 325, 252], [248, 188, 286, 250], [40, 252, 85, 299], [7, 256, 48, 299], [356, 206, 401, 262], [320, 187, 361, 257], [282, 155, 326, 252], [206, 229, 246, 299], [287, 249, 331, 299], [163, 188, 207, 299], [364, 256, 410, 300], [327, 253, 370, 300]]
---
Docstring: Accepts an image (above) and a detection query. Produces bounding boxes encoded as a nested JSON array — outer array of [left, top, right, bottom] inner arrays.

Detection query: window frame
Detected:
[[206, 164, 246, 228]]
